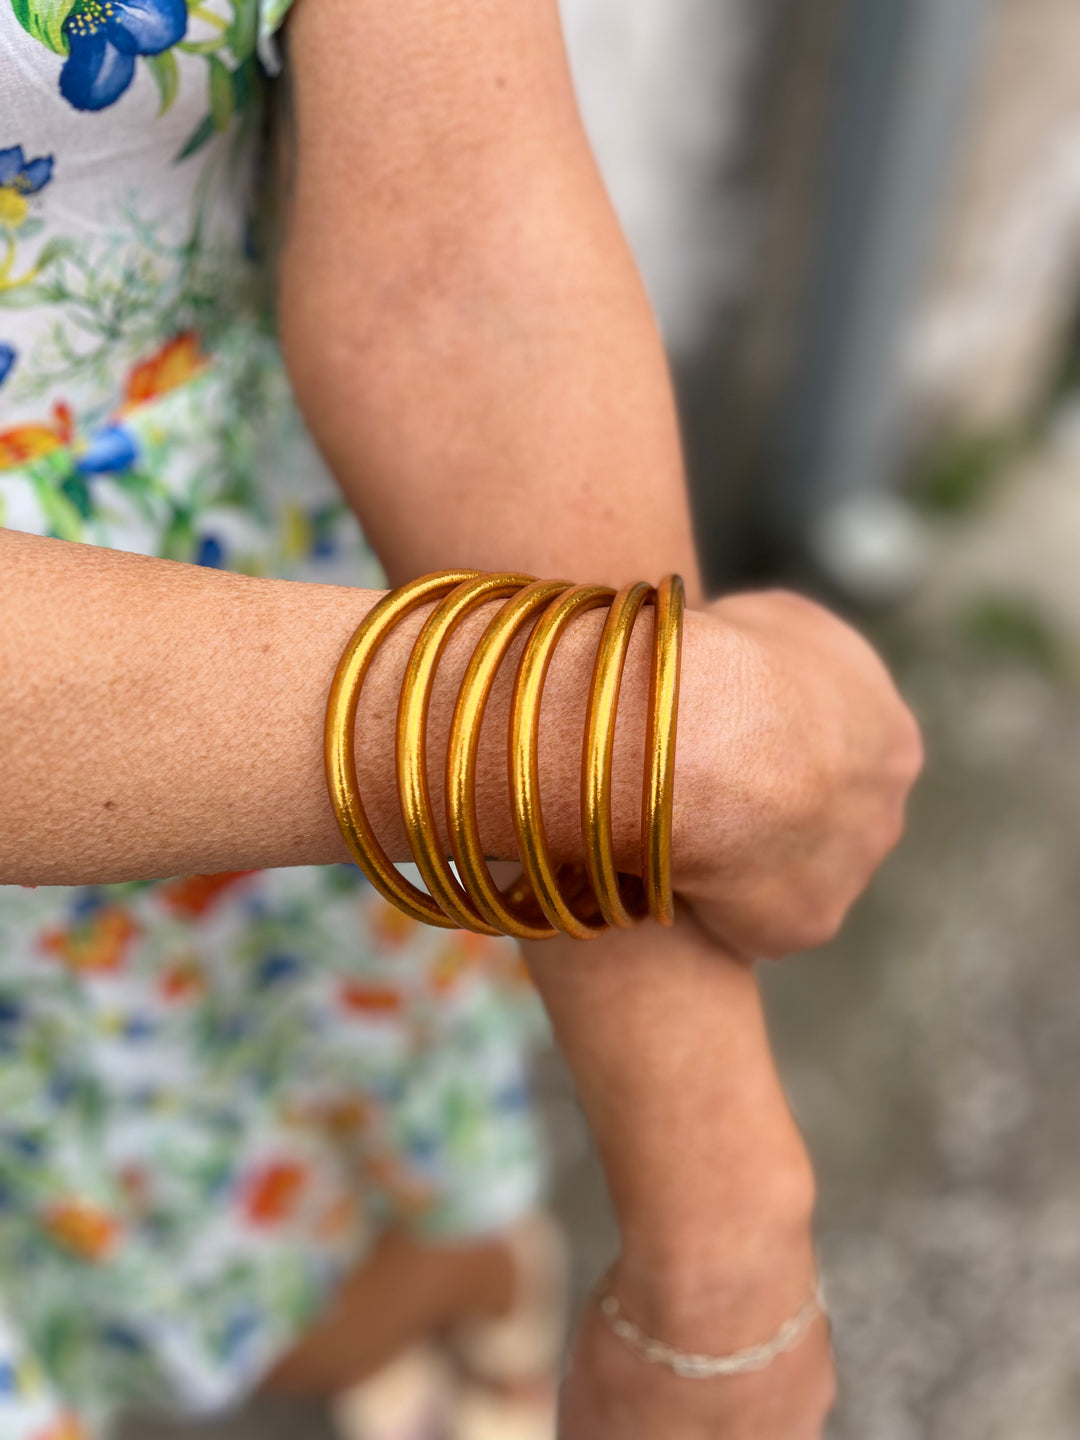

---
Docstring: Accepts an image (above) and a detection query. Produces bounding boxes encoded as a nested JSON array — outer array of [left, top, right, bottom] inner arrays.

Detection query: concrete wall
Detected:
[[907, 0, 1080, 434], [558, 0, 767, 360]]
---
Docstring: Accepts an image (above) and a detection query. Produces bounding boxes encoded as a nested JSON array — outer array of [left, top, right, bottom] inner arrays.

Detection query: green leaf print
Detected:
[[14, 217, 45, 243], [32, 471, 85, 542], [208, 55, 236, 130], [59, 470, 93, 520], [106, 463, 168, 524], [146, 49, 181, 115], [0, 236, 74, 309], [225, 0, 258, 62], [175, 111, 216, 163], [231, 53, 257, 112], [161, 504, 196, 560], [11, 0, 76, 54]]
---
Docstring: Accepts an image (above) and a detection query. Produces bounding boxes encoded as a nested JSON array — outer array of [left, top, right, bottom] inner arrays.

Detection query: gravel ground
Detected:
[[777, 420, 1080, 1440], [121, 420, 1080, 1438]]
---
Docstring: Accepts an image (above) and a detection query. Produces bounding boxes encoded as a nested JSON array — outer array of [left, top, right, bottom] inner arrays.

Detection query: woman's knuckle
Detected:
[[893, 705, 925, 781], [795, 899, 847, 952]]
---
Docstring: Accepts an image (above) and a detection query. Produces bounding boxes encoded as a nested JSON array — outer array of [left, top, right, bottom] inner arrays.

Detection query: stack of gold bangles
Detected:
[[324, 570, 684, 941]]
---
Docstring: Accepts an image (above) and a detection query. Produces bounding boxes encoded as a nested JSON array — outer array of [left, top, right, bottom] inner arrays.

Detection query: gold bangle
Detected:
[[510, 584, 615, 940], [326, 569, 685, 940], [324, 570, 477, 928], [582, 580, 653, 928], [446, 579, 572, 942], [397, 572, 536, 936], [642, 573, 685, 925]]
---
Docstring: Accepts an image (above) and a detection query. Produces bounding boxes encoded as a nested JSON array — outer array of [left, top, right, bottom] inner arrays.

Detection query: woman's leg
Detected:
[[265, 1226, 515, 1395]]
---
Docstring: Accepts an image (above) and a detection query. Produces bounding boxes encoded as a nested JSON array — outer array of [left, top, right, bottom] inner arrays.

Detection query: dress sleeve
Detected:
[[256, 0, 296, 74]]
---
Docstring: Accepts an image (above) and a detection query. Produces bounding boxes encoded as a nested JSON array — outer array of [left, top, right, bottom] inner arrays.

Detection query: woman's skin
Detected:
[[0, 0, 922, 1432], [0, 533, 915, 960], [534, 919, 834, 1440]]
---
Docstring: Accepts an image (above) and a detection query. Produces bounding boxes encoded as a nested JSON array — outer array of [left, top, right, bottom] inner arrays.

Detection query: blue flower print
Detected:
[[195, 534, 225, 568], [60, 0, 188, 112], [75, 423, 140, 473], [0, 147, 54, 198], [255, 954, 303, 988], [0, 345, 16, 389], [0, 147, 54, 232]]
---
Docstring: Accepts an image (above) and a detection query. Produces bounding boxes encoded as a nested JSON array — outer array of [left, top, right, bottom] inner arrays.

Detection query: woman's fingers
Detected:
[[673, 592, 922, 958]]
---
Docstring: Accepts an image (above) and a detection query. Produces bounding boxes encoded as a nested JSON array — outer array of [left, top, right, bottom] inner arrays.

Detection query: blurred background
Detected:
[[134, 1, 1080, 1436]]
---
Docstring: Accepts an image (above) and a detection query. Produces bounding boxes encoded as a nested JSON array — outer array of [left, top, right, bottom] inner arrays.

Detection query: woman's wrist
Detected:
[[612, 1136, 817, 1315], [564, 1202, 832, 1440], [351, 580, 720, 879], [566, 1147, 830, 1439], [525, 914, 819, 1304]]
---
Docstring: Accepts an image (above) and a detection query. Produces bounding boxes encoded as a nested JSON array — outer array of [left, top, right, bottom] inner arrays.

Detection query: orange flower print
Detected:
[[157, 957, 206, 1003], [430, 930, 504, 994], [0, 400, 74, 470], [41, 906, 139, 974], [160, 871, 253, 918], [33, 1416, 90, 1440], [119, 331, 207, 414], [43, 1200, 119, 1261], [368, 899, 421, 949], [339, 982, 405, 1017], [430, 944, 471, 996], [456, 929, 494, 960], [244, 1161, 308, 1226]]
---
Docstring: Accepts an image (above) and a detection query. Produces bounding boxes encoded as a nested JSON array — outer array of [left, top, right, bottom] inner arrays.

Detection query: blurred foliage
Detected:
[[1047, 289, 1080, 409], [908, 431, 1021, 516], [962, 593, 1065, 675]]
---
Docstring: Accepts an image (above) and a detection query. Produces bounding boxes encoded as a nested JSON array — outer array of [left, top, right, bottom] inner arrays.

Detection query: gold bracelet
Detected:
[[446, 579, 571, 942], [397, 572, 534, 936], [324, 571, 475, 929], [583, 580, 653, 928], [324, 569, 684, 940], [643, 574, 685, 926], [510, 584, 616, 941]]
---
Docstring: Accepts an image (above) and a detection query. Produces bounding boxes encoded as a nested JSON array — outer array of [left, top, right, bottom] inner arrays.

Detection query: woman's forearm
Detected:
[[525, 918, 816, 1304], [0, 528, 721, 887], [278, 0, 702, 600], [528, 919, 833, 1438], [0, 530, 372, 884]]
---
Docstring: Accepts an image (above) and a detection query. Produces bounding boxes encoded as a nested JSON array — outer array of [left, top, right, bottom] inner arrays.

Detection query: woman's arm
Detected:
[[272, 5, 881, 1436], [0, 530, 914, 961], [1, 4, 918, 944], [528, 920, 834, 1439], [276, 0, 698, 593], [0, 527, 689, 885], [276, 0, 920, 961]]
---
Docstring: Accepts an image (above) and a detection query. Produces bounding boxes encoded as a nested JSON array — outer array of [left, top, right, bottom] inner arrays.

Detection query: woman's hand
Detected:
[[674, 590, 923, 959]]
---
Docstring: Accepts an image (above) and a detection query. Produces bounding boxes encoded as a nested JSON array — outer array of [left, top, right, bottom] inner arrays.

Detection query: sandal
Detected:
[[444, 1212, 570, 1440], [332, 1342, 454, 1440]]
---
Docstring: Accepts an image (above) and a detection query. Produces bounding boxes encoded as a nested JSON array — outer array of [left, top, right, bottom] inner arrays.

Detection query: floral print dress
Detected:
[[0, 4, 545, 1436]]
